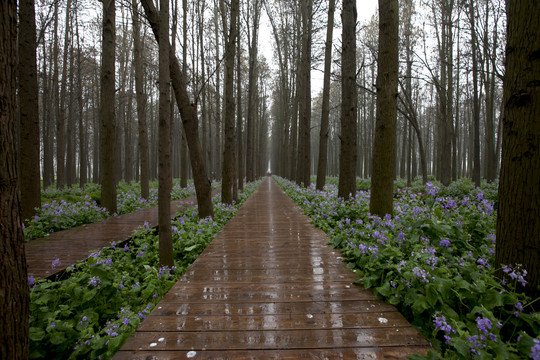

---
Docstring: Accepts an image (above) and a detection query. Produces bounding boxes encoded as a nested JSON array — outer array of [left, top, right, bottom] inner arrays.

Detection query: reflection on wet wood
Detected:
[[26, 191, 217, 279], [114, 178, 430, 358]]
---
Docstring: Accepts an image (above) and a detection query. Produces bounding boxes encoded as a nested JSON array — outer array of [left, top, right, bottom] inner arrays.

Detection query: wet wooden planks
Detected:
[[114, 178, 430, 359], [26, 193, 210, 279]]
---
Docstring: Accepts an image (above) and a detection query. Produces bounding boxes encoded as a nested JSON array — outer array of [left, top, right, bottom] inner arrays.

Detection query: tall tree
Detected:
[[338, 0, 357, 199], [316, 0, 336, 191], [245, 0, 261, 182], [495, 0, 540, 299], [101, 0, 117, 214], [370, 0, 399, 217], [236, 24, 244, 192], [468, 0, 481, 187], [297, 0, 312, 187], [1, 0, 30, 357], [140, 0, 214, 219], [18, 0, 41, 220], [56, 0, 72, 188], [132, 0, 150, 199], [222, 0, 239, 204], [180, 0, 189, 188], [158, 0, 174, 267]]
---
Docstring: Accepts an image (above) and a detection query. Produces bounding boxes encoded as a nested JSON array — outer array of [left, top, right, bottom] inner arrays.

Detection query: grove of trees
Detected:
[[1, 0, 539, 357]]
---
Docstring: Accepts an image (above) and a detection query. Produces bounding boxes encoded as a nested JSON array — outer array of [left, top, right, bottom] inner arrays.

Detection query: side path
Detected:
[[26, 190, 220, 279], [114, 177, 430, 359]]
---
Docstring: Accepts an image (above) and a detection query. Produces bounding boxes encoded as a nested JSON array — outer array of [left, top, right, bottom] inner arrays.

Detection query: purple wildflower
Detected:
[[531, 338, 540, 360], [440, 238, 450, 248], [51, 258, 60, 270]]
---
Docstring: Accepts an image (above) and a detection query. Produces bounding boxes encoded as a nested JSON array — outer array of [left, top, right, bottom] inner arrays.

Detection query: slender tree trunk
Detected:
[[246, 0, 261, 182], [132, 0, 149, 198], [101, 0, 117, 214], [0, 1, 30, 356], [18, 0, 41, 220], [158, 0, 174, 267], [298, 0, 312, 187], [495, 0, 540, 299], [338, 0, 357, 199], [370, 0, 399, 217], [76, 14, 87, 188], [316, 0, 335, 191], [180, 0, 189, 188], [222, 0, 239, 204], [56, 0, 72, 188], [42, 42, 54, 188], [469, 0, 481, 186], [141, 0, 214, 218], [236, 29, 244, 191]]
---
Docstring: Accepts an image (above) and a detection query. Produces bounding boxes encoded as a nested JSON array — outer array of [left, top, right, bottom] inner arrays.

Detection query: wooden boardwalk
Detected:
[[26, 192, 217, 279], [114, 178, 430, 359]]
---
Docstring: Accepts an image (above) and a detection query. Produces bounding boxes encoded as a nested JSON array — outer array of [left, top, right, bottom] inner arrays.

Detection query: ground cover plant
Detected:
[[276, 176, 539, 360], [28, 179, 261, 359], [24, 180, 211, 241]]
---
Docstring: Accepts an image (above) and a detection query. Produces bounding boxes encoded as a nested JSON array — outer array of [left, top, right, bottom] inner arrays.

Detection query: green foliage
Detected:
[[275, 176, 539, 360], [28, 180, 261, 359]]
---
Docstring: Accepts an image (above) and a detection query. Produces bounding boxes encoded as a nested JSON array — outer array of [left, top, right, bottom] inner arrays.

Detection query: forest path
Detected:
[[114, 177, 430, 359], [26, 189, 220, 279]]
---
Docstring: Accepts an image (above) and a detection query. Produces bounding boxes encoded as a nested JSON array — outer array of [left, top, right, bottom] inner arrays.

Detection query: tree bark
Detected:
[[1, 1, 30, 356], [316, 0, 335, 191], [495, 0, 540, 299], [469, 0, 481, 187], [158, 0, 174, 267], [132, 0, 150, 199], [141, 0, 214, 219], [222, 0, 239, 204], [298, 0, 312, 187], [338, 0, 357, 199], [18, 0, 41, 220], [245, 0, 261, 183], [101, 0, 117, 214], [370, 0, 399, 217], [180, 0, 189, 188], [236, 26, 244, 192]]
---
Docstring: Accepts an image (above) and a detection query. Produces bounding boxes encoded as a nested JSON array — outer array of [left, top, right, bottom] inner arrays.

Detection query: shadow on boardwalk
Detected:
[[26, 191, 219, 279], [114, 177, 430, 359]]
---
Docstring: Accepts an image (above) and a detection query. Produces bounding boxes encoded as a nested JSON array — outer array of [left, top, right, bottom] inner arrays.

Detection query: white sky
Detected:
[[259, 0, 379, 95]]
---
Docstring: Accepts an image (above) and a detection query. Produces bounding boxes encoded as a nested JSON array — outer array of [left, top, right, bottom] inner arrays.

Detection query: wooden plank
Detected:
[[113, 178, 430, 358], [137, 312, 412, 332], [114, 347, 430, 360], [26, 190, 219, 279], [150, 300, 398, 316], [119, 327, 427, 351]]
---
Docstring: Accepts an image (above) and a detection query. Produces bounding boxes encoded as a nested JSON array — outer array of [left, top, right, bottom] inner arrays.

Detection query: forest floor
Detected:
[[26, 190, 220, 279], [113, 177, 430, 359]]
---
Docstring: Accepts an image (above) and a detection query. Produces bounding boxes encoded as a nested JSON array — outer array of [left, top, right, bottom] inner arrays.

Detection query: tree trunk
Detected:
[[495, 0, 540, 300], [370, 0, 399, 217], [158, 0, 174, 267], [56, 0, 72, 189], [180, 0, 189, 188], [42, 42, 54, 188], [469, 0, 481, 187], [245, 0, 261, 183], [141, 0, 214, 219], [316, 0, 335, 191], [18, 0, 41, 220], [236, 28, 244, 191], [0, 1, 30, 356], [132, 0, 150, 199], [222, 0, 239, 204], [76, 14, 87, 188], [298, 0, 312, 187], [338, 0, 357, 199], [101, 0, 117, 214]]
